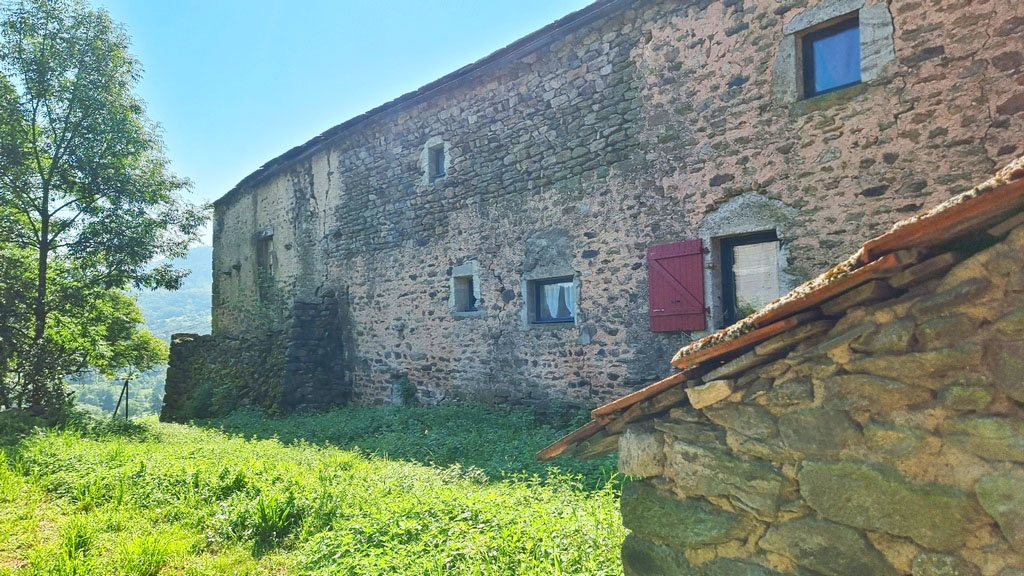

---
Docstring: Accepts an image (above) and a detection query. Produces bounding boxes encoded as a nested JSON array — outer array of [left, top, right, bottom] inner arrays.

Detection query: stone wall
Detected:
[[207, 0, 1024, 408], [161, 290, 349, 420], [161, 332, 284, 421], [617, 222, 1024, 575]]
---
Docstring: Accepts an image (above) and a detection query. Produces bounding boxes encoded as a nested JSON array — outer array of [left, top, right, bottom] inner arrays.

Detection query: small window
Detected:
[[256, 234, 275, 302], [428, 144, 445, 180], [256, 235, 275, 278], [449, 260, 482, 316], [530, 277, 575, 324], [721, 232, 781, 325], [453, 275, 477, 312], [802, 16, 860, 98]]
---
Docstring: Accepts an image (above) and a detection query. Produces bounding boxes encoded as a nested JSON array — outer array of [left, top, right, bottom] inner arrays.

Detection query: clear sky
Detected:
[[93, 0, 594, 242]]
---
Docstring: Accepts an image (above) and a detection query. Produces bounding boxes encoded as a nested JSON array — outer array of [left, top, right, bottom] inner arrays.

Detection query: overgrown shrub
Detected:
[[396, 376, 417, 406], [248, 491, 299, 553], [116, 534, 170, 576], [0, 409, 44, 444]]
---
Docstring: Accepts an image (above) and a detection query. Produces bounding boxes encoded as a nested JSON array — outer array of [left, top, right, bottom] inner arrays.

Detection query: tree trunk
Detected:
[[28, 195, 49, 410], [34, 236, 47, 342]]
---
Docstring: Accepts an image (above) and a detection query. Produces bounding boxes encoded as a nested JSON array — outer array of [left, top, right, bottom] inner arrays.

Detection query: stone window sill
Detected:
[[790, 82, 869, 116], [525, 321, 576, 331]]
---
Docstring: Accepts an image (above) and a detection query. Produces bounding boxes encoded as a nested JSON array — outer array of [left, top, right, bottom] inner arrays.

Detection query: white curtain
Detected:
[[733, 242, 780, 310], [544, 284, 561, 318], [563, 283, 575, 318]]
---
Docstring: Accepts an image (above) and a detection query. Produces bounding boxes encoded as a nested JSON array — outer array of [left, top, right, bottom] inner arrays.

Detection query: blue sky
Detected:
[[94, 0, 593, 242]]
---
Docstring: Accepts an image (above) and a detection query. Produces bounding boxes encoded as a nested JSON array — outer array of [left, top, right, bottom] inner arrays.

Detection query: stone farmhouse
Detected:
[[162, 0, 1024, 419], [541, 157, 1024, 576]]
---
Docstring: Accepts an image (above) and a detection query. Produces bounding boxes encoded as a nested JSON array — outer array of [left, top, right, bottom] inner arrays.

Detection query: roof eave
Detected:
[[213, 0, 630, 207]]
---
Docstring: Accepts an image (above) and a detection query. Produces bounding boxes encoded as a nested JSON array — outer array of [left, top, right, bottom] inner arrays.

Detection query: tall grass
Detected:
[[116, 535, 171, 576], [207, 404, 615, 488], [0, 405, 623, 575]]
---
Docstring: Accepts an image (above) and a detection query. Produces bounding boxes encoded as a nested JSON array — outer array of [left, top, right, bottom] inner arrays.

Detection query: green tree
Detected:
[[96, 386, 114, 411], [0, 0, 206, 417], [84, 290, 169, 382], [87, 290, 169, 419]]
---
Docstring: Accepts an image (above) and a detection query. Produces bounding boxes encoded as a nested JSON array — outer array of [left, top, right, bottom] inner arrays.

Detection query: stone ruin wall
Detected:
[[617, 222, 1024, 575], [203, 0, 1024, 411], [162, 290, 348, 421]]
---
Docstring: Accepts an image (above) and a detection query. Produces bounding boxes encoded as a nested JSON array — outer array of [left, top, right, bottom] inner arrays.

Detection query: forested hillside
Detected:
[[70, 246, 212, 417], [136, 246, 213, 341]]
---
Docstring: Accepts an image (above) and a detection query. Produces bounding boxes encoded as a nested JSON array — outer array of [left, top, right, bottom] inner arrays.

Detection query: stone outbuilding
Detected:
[[541, 157, 1024, 575]]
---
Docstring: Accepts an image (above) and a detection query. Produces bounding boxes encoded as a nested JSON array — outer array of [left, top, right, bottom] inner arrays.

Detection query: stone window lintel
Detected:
[[783, 0, 865, 35]]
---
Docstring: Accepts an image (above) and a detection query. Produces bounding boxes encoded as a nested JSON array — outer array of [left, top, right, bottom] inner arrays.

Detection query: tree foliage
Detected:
[[0, 0, 206, 417]]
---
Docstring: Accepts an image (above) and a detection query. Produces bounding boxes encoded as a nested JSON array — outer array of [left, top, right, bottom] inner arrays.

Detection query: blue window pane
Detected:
[[803, 19, 861, 97]]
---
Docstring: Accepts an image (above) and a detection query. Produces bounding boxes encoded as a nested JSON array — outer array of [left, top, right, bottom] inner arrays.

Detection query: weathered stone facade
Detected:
[[184, 0, 1023, 411], [618, 220, 1024, 575]]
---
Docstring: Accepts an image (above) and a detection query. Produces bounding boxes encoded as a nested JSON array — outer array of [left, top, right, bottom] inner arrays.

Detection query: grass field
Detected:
[[0, 406, 624, 575]]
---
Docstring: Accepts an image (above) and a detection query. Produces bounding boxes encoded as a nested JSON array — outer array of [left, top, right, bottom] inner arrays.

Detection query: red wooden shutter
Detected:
[[648, 239, 706, 332]]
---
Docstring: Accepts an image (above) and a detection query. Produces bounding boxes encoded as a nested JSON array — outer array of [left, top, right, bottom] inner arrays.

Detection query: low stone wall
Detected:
[[618, 223, 1024, 575], [161, 291, 350, 421], [161, 332, 284, 421]]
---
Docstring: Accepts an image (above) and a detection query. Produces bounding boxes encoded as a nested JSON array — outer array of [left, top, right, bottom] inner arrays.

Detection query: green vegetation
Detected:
[[210, 404, 615, 487], [70, 245, 214, 419], [0, 0, 205, 418], [134, 246, 213, 343], [0, 405, 624, 575], [69, 369, 166, 419]]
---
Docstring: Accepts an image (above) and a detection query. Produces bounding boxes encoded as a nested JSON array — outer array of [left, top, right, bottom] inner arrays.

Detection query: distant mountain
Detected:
[[135, 245, 212, 341], [71, 245, 213, 417]]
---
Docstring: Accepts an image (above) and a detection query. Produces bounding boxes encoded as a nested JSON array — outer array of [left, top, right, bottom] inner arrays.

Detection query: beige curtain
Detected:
[[732, 242, 780, 311]]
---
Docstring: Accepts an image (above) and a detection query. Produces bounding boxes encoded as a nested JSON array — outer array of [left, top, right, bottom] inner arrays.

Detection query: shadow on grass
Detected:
[[192, 404, 618, 491]]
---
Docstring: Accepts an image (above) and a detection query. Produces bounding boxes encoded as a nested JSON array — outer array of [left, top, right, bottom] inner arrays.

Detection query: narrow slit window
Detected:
[[453, 275, 477, 312], [802, 16, 861, 98], [256, 234, 275, 302], [257, 235, 275, 278], [429, 145, 445, 180]]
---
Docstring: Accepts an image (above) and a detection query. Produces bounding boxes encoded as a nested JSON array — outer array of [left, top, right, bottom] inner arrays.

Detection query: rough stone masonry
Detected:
[[164, 0, 1024, 417], [617, 210, 1024, 576]]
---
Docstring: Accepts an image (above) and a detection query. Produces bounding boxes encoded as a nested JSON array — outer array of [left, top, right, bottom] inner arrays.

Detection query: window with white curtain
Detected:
[[530, 277, 575, 323], [801, 16, 861, 98], [721, 231, 782, 325]]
